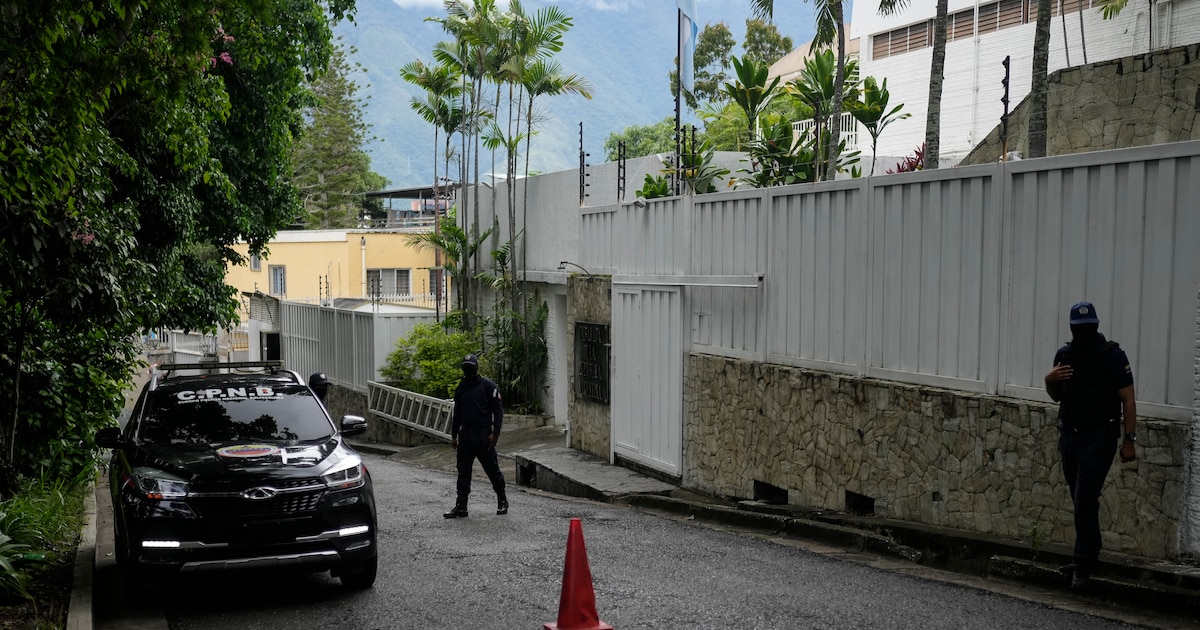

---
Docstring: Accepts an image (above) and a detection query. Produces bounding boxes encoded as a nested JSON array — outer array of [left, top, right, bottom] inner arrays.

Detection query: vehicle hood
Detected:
[[134, 438, 347, 478]]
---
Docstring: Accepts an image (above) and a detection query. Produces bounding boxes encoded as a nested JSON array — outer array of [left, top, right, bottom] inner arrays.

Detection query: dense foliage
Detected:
[[0, 0, 356, 489], [291, 42, 389, 229], [380, 323, 479, 399]]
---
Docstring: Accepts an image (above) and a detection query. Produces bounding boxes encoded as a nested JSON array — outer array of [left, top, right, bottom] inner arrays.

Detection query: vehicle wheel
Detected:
[[339, 556, 377, 590], [113, 517, 129, 566]]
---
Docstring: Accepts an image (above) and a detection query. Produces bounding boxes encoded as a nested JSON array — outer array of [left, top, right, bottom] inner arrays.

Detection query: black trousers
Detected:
[[456, 429, 505, 499], [1058, 422, 1118, 573]]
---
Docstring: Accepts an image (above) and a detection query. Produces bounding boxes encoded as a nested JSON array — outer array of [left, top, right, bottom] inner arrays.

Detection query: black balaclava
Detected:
[[461, 362, 479, 382], [1070, 323, 1100, 348]]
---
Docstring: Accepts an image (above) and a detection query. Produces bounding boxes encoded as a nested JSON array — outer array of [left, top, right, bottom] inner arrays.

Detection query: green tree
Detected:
[[752, 0, 849, 181], [380, 323, 479, 399], [604, 117, 679, 161], [0, 0, 355, 488], [724, 55, 781, 136], [743, 18, 794, 66], [672, 22, 737, 108], [292, 42, 388, 229], [1029, 0, 1052, 158], [846, 76, 910, 175]]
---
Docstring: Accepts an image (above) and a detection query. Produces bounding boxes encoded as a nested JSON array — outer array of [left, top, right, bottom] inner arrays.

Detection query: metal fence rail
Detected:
[[367, 381, 453, 441]]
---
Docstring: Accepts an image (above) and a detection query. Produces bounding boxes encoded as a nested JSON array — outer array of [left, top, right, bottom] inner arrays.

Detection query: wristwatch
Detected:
[[1124, 432, 1137, 443]]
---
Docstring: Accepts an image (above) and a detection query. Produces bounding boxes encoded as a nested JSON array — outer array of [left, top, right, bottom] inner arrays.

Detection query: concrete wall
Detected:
[[683, 354, 1189, 558], [565, 275, 612, 458], [962, 43, 1200, 164]]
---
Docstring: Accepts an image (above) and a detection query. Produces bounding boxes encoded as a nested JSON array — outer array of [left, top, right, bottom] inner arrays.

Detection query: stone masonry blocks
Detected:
[[683, 354, 1189, 559]]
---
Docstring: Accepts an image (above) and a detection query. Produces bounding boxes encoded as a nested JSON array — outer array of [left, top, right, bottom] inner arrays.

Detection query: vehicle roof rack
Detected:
[[150, 361, 288, 390]]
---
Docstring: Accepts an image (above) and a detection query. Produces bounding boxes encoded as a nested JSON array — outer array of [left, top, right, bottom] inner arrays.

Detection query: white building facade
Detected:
[[850, 0, 1200, 165]]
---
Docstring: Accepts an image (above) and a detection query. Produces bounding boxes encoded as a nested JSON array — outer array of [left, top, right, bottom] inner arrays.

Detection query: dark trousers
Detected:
[[456, 430, 505, 500], [1058, 423, 1118, 573]]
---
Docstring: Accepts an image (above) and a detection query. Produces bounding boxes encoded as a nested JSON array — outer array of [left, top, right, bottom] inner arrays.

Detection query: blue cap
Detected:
[[461, 354, 479, 367], [1069, 301, 1100, 325]]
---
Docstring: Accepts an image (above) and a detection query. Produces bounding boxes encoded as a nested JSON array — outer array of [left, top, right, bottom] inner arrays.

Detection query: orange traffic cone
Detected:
[[544, 518, 614, 630]]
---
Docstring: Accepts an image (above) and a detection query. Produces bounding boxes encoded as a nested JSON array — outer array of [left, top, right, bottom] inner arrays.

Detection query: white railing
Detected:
[[793, 111, 860, 151], [367, 382, 453, 441]]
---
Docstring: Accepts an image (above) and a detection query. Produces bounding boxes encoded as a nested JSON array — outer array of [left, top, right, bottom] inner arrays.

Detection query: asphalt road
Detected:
[[149, 452, 1139, 630]]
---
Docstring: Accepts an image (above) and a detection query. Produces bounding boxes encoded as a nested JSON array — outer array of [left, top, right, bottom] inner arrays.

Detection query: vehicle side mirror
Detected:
[[96, 427, 124, 449], [340, 415, 367, 436]]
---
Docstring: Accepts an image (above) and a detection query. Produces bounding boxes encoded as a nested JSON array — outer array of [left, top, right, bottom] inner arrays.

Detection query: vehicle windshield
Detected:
[[139, 383, 334, 444]]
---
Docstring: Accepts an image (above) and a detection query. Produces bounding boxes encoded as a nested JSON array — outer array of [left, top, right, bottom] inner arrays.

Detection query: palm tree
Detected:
[[430, 0, 506, 324], [1029, 0, 1052, 158], [877, 0, 948, 169], [406, 210, 494, 318], [786, 49, 858, 180], [751, 0, 848, 181]]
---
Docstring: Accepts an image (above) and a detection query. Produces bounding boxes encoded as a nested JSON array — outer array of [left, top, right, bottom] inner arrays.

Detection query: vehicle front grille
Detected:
[[190, 489, 326, 519]]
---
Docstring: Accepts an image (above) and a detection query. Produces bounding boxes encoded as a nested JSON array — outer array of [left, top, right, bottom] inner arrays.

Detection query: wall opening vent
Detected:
[[753, 480, 788, 505], [845, 490, 876, 515]]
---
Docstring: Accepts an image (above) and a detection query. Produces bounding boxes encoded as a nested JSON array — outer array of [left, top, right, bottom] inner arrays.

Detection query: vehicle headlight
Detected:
[[129, 467, 189, 500], [322, 456, 365, 490]]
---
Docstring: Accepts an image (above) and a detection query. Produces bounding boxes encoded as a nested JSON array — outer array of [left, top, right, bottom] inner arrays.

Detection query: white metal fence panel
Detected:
[[766, 180, 870, 373], [281, 302, 322, 379], [282, 302, 438, 394], [868, 167, 1003, 392], [612, 286, 683, 476], [1000, 146, 1200, 419], [618, 197, 687, 275], [690, 190, 767, 357], [580, 205, 618, 271]]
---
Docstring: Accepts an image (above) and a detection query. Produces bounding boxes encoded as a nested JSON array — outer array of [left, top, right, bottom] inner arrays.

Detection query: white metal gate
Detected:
[[612, 286, 683, 476]]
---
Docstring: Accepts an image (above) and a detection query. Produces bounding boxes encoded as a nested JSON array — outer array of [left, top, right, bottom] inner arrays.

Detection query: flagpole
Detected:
[[675, 7, 682, 196]]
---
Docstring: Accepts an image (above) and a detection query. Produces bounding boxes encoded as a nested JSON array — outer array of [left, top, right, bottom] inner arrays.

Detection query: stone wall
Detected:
[[683, 354, 1190, 559], [1189, 291, 1200, 554], [566, 275, 612, 458], [961, 43, 1200, 165]]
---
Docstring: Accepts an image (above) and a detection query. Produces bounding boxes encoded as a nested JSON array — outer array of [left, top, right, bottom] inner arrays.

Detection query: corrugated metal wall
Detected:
[[586, 141, 1200, 421], [281, 302, 438, 393]]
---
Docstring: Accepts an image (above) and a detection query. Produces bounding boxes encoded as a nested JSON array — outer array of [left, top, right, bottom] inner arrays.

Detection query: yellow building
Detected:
[[226, 229, 447, 312]]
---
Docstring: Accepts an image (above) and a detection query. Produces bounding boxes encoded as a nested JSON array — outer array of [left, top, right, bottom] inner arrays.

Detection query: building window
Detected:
[[430, 268, 445, 299], [269, 265, 286, 296], [249, 253, 261, 271], [366, 268, 412, 296]]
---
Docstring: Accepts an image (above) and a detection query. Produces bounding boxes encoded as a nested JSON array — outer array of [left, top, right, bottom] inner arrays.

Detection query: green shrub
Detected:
[[379, 323, 479, 399]]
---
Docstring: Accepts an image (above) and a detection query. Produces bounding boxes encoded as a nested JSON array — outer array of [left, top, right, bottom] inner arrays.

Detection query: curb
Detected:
[[67, 482, 96, 630]]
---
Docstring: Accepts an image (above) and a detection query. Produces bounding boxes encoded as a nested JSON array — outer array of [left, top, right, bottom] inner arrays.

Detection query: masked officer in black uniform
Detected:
[[1044, 301, 1137, 590], [444, 354, 508, 518]]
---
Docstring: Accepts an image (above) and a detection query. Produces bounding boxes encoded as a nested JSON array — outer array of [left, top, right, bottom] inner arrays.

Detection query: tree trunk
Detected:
[[1078, 6, 1087, 64], [924, 0, 948, 169], [825, 7, 846, 181], [1029, 0, 1053, 158]]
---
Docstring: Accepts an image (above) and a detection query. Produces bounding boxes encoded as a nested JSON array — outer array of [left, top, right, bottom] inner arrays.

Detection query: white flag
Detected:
[[678, 0, 698, 93]]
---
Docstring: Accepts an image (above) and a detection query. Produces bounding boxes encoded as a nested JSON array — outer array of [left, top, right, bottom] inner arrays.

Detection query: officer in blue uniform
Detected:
[[443, 354, 508, 518], [1044, 301, 1137, 590]]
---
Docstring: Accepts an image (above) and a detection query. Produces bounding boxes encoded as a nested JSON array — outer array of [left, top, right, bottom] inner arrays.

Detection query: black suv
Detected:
[[96, 361, 377, 589]]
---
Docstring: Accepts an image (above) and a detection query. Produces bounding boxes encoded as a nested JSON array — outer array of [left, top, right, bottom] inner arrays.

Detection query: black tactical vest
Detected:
[[1059, 340, 1122, 428]]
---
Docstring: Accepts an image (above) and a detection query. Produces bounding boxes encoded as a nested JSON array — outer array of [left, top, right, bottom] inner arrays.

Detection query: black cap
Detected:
[[461, 354, 479, 367]]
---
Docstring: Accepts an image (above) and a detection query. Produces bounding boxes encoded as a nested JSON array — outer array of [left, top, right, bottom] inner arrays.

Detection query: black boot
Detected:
[[443, 495, 468, 519], [496, 491, 508, 515]]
